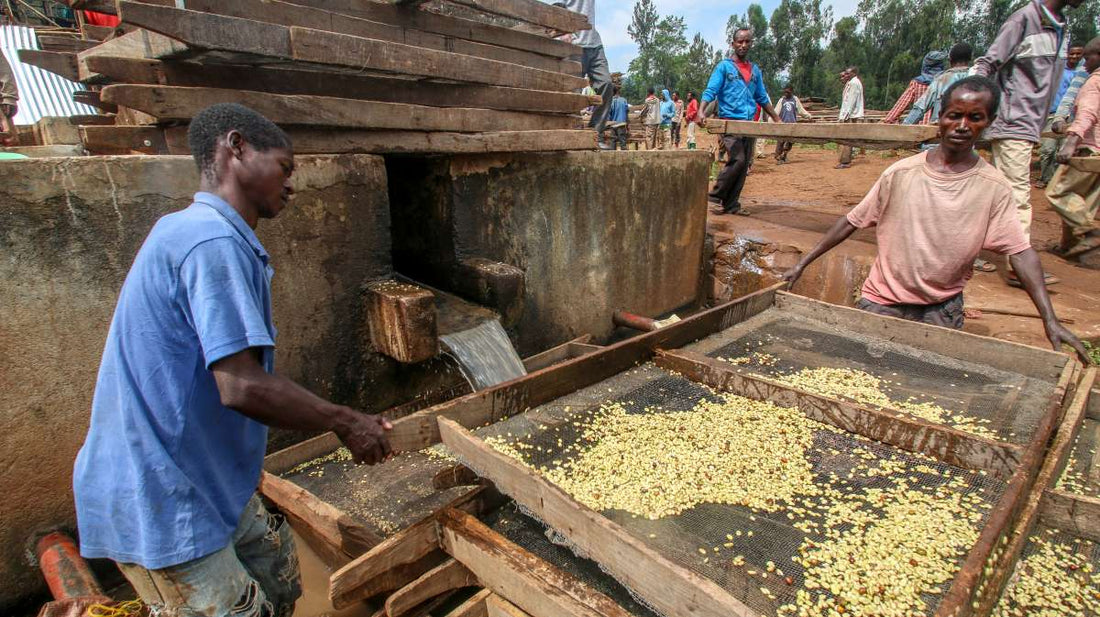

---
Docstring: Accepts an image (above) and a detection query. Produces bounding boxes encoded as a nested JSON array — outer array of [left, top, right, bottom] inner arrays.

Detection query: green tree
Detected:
[[650, 15, 689, 92], [681, 32, 717, 98], [625, 0, 660, 99]]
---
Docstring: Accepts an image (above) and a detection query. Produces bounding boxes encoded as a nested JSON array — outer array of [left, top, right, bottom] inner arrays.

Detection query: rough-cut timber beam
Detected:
[[83, 56, 593, 114], [366, 281, 439, 365], [265, 128, 595, 155], [17, 50, 79, 82], [329, 487, 504, 609], [439, 418, 768, 617], [442, 588, 492, 617], [1040, 489, 1100, 543], [385, 284, 782, 453], [259, 471, 382, 559], [454, 258, 525, 327], [77, 29, 190, 82], [440, 0, 591, 33], [117, 2, 587, 91], [100, 85, 577, 132], [654, 348, 1024, 481], [705, 119, 939, 148], [178, 0, 579, 75], [79, 125, 167, 155], [36, 35, 99, 53], [384, 558, 478, 617], [438, 508, 633, 617]]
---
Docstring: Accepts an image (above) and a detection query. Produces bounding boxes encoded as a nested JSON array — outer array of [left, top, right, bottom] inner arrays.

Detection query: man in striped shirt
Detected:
[[883, 51, 946, 124]]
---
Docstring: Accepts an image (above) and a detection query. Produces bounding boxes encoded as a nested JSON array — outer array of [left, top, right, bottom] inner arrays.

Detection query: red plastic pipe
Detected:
[[36, 532, 103, 600]]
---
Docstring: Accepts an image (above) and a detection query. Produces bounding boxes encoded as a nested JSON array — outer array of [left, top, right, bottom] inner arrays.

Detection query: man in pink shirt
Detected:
[[784, 76, 1089, 362], [1047, 36, 1100, 258]]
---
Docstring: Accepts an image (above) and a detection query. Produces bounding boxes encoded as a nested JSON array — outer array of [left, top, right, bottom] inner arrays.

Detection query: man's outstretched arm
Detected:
[[1009, 248, 1091, 363], [213, 350, 394, 464], [781, 216, 859, 288]]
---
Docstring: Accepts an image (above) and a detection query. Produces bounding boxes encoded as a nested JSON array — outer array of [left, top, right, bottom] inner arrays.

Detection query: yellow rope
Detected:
[[86, 599, 144, 617]]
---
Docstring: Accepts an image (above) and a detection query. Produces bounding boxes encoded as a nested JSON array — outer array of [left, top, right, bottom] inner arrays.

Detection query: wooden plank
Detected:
[[77, 29, 190, 82], [82, 24, 117, 41], [330, 487, 504, 609], [439, 420, 767, 617], [117, 3, 585, 91], [1090, 386, 1100, 421], [387, 284, 782, 453], [705, 119, 938, 148], [260, 471, 383, 556], [83, 57, 592, 114], [69, 114, 115, 125], [36, 35, 100, 53], [79, 125, 169, 154], [267, 128, 594, 155], [72, 90, 118, 113], [1040, 489, 1100, 542], [264, 431, 342, 475], [34, 116, 82, 146], [655, 348, 1024, 480], [972, 366, 1095, 616], [279, 0, 577, 58], [384, 558, 478, 617], [179, 0, 579, 75], [442, 588, 492, 617], [776, 292, 1067, 378], [934, 361, 1080, 617], [438, 508, 634, 617], [484, 595, 532, 617], [17, 50, 79, 82], [1070, 156, 1100, 174], [289, 26, 586, 91], [118, 1, 293, 57], [100, 85, 576, 131], [441, 0, 590, 33], [520, 335, 596, 373]]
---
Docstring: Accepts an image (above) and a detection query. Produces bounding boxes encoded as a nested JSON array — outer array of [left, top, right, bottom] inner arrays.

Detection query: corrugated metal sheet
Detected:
[[1, 24, 97, 125]]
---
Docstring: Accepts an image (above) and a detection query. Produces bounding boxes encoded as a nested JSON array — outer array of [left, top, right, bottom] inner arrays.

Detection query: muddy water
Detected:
[[292, 530, 372, 617]]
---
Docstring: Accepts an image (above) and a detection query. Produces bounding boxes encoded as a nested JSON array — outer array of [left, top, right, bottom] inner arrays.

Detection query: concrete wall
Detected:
[[389, 151, 711, 354], [0, 154, 410, 607]]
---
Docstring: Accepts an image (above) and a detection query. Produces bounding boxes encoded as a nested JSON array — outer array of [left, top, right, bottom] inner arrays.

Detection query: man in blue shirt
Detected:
[[73, 104, 393, 617], [700, 27, 779, 215], [606, 84, 630, 150]]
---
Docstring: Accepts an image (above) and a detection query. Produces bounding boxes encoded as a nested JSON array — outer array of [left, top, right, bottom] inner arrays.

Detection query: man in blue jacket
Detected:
[[659, 88, 675, 149], [700, 27, 779, 214]]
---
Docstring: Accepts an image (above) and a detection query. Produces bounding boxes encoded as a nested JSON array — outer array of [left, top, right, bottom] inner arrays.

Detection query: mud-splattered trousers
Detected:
[[117, 495, 301, 617]]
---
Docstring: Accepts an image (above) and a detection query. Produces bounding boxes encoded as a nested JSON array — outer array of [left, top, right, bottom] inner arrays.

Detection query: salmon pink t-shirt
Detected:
[[846, 151, 1030, 306]]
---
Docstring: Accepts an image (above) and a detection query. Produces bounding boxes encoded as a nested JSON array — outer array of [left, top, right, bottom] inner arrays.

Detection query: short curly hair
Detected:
[[187, 103, 291, 176], [940, 76, 1001, 118]]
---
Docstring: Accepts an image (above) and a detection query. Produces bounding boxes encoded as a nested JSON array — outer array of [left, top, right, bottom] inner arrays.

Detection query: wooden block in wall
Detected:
[[366, 281, 439, 364]]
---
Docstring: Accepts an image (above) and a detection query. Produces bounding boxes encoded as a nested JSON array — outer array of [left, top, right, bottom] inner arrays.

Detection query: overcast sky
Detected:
[[596, 0, 861, 74]]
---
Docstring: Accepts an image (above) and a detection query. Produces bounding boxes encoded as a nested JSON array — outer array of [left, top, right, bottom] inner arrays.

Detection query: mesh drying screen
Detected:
[[993, 524, 1100, 616], [1057, 417, 1100, 497], [281, 448, 470, 537], [682, 312, 1057, 445], [466, 364, 1007, 617]]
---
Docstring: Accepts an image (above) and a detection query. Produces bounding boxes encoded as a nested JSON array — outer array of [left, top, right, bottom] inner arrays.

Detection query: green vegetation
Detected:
[[621, 0, 1100, 107]]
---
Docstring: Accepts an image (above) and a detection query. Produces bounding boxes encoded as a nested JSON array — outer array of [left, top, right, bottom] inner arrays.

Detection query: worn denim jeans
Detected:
[[117, 495, 301, 617]]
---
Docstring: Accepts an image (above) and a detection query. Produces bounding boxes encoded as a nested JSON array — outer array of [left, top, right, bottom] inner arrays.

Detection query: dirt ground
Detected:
[[699, 136, 1100, 353]]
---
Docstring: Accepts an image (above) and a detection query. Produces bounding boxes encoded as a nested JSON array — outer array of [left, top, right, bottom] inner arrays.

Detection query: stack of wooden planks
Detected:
[[22, 0, 599, 155]]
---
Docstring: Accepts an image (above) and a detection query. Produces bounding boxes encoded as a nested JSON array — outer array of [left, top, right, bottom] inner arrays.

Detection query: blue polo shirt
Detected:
[[701, 58, 771, 121], [73, 192, 275, 569]]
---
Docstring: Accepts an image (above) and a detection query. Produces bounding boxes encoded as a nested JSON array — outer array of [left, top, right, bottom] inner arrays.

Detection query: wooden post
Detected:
[[366, 281, 439, 365]]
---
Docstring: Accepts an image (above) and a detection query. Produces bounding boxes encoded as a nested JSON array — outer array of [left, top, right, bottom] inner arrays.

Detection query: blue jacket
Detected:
[[608, 95, 629, 123], [660, 89, 675, 126], [701, 59, 771, 120]]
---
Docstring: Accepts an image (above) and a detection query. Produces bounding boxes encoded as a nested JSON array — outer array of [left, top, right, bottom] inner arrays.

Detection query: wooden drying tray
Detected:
[[975, 369, 1096, 616], [321, 287, 1075, 617], [112, 2, 587, 92], [705, 119, 939, 150]]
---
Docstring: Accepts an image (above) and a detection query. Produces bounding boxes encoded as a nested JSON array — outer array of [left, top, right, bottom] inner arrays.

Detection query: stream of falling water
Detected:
[[440, 318, 527, 391]]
